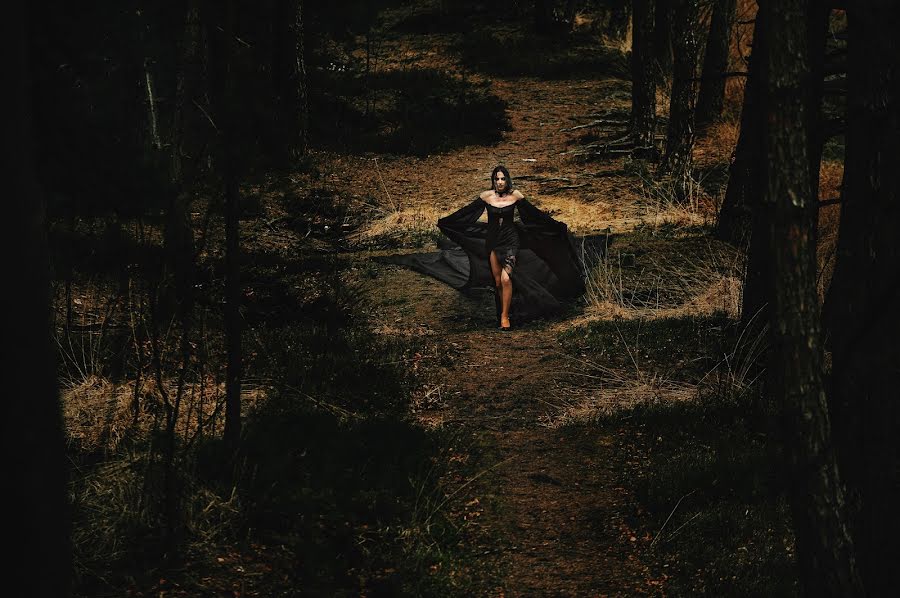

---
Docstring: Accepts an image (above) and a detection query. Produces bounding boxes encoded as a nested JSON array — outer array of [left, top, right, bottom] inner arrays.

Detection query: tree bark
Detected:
[[215, 0, 242, 454], [289, 0, 308, 160], [272, 0, 308, 163], [534, 0, 552, 33], [763, 1, 862, 593], [653, 0, 673, 82], [696, 0, 737, 126], [11, 3, 71, 593], [630, 0, 657, 152], [824, 1, 900, 593], [658, 0, 701, 202], [167, 0, 202, 322], [717, 12, 765, 247]]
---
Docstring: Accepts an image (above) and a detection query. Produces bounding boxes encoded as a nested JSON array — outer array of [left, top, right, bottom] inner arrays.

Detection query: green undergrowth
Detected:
[[560, 313, 797, 595], [560, 315, 732, 382], [68, 246, 487, 596], [603, 399, 797, 596]]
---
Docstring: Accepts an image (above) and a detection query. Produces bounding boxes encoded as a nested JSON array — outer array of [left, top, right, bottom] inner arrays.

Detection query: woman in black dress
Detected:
[[435, 165, 585, 329]]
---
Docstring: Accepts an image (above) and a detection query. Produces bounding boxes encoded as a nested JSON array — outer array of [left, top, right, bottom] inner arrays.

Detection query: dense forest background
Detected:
[[12, 0, 899, 595]]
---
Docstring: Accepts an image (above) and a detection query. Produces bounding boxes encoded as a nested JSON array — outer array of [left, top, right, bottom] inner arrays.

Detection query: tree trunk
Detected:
[[763, 1, 862, 593], [658, 0, 701, 202], [653, 0, 673, 83], [216, 0, 242, 454], [534, 0, 552, 33], [695, 0, 737, 126], [272, 0, 308, 163], [805, 4, 830, 236], [630, 0, 657, 152], [717, 12, 765, 246], [289, 0, 308, 160], [12, 3, 71, 593], [167, 0, 202, 322], [824, 1, 900, 593]]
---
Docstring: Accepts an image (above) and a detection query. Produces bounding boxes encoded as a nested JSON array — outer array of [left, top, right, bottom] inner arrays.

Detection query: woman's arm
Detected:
[[437, 197, 488, 256]]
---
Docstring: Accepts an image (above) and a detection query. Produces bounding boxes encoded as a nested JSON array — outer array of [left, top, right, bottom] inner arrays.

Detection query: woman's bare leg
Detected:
[[500, 267, 513, 327], [489, 251, 505, 326]]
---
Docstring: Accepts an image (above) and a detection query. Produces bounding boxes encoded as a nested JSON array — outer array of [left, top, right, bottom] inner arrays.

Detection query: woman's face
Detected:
[[494, 170, 508, 193]]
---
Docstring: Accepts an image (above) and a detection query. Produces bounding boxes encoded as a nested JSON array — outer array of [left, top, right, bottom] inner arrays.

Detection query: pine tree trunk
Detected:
[[658, 0, 701, 202], [696, 0, 736, 126], [630, 0, 657, 151], [763, 1, 862, 592], [167, 0, 202, 322], [653, 0, 673, 82], [718, 12, 765, 246], [289, 0, 308, 160], [218, 0, 242, 453], [12, 3, 71, 592], [824, 1, 900, 593], [534, 0, 552, 33]]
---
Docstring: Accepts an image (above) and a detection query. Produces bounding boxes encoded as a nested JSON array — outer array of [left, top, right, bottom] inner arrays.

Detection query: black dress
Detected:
[[390, 196, 586, 324], [484, 201, 520, 272]]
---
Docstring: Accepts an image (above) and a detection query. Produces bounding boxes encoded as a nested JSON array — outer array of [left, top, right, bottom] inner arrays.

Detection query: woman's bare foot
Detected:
[[500, 316, 511, 329]]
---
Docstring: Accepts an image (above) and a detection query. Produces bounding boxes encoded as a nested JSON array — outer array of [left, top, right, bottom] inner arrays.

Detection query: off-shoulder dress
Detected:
[[388, 196, 585, 325]]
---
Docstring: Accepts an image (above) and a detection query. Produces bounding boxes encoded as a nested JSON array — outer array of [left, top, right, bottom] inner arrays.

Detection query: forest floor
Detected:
[[61, 2, 805, 596], [277, 4, 752, 595]]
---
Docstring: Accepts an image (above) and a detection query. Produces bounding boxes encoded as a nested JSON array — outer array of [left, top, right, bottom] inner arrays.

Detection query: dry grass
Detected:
[[694, 120, 740, 169], [582, 237, 743, 321], [348, 205, 444, 245], [540, 338, 698, 428], [62, 374, 270, 455]]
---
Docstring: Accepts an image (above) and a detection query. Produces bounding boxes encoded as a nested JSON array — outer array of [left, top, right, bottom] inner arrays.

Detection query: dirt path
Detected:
[[326, 13, 670, 594], [358, 253, 664, 595]]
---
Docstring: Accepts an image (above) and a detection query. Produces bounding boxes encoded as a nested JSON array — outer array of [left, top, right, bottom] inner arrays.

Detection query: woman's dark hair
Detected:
[[491, 165, 513, 196]]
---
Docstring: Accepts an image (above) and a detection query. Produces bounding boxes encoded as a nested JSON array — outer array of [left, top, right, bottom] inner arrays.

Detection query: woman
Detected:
[[434, 165, 585, 329]]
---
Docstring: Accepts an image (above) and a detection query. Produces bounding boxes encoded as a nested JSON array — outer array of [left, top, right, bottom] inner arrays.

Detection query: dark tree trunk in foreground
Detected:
[[696, 0, 737, 126], [216, 0, 242, 453], [273, 0, 308, 163], [289, 0, 308, 160], [658, 0, 701, 201], [534, 0, 552, 33], [11, 4, 71, 594], [630, 0, 657, 152], [168, 0, 202, 320], [653, 0, 673, 83], [804, 5, 829, 224], [718, 12, 765, 247], [763, 1, 862, 593], [825, 1, 900, 593]]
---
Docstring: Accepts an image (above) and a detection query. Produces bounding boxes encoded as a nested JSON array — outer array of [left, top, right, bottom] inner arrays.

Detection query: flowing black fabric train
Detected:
[[390, 197, 587, 324]]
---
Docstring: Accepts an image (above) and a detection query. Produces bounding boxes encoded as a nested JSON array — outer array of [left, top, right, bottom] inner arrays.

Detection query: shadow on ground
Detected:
[[310, 67, 509, 156], [456, 29, 629, 80]]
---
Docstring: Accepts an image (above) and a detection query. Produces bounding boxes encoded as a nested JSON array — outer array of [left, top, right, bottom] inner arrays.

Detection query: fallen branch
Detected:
[[560, 118, 629, 133], [542, 183, 592, 193], [517, 175, 572, 183]]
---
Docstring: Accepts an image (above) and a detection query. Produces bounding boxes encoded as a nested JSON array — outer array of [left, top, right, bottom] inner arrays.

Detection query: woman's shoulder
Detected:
[[479, 190, 494, 202]]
